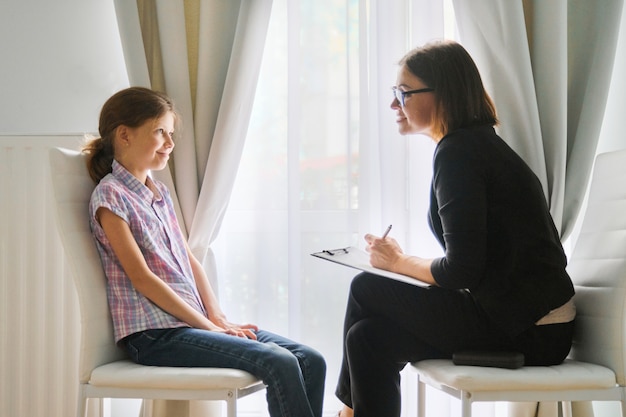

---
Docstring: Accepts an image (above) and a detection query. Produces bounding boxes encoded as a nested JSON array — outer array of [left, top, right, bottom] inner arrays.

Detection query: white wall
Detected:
[[0, 2, 129, 417], [0, 0, 128, 135], [0, 0, 623, 155]]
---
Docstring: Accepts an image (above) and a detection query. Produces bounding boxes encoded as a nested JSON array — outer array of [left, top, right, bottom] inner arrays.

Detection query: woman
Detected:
[[85, 87, 326, 417], [335, 40, 575, 417]]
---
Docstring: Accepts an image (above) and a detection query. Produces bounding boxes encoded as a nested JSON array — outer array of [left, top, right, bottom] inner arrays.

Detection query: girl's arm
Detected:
[[184, 241, 258, 339], [97, 207, 224, 332]]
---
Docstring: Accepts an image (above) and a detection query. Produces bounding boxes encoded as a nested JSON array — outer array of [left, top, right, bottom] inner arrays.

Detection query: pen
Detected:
[[381, 224, 392, 239]]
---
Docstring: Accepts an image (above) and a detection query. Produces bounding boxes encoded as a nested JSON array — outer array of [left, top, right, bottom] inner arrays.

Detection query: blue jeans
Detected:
[[122, 328, 326, 417]]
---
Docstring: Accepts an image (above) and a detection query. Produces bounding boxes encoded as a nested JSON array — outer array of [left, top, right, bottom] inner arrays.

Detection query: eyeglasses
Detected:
[[392, 86, 434, 106]]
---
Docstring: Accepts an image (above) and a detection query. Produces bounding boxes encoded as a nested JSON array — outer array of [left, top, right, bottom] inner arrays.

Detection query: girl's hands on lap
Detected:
[[212, 316, 259, 340]]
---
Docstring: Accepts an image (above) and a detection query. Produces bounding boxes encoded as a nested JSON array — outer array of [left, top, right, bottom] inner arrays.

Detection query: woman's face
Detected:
[[117, 111, 176, 182], [391, 65, 436, 138]]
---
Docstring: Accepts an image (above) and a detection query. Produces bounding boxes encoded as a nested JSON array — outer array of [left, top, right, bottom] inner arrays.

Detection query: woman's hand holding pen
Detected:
[[364, 226, 405, 272], [365, 225, 438, 286]]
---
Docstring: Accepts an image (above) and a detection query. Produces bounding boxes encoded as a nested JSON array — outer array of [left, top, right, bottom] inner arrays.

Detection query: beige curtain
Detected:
[[113, 1, 272, 416], [452, 1, 624, 416], [115, 0, 272, 273]]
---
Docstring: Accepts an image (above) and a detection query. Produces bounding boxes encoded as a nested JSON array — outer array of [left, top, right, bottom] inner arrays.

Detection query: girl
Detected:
[[85, 87, 326, 417]]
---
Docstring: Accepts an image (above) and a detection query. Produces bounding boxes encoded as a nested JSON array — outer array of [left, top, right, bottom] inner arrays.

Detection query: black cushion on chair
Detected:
[[452, 351, 525, 369]]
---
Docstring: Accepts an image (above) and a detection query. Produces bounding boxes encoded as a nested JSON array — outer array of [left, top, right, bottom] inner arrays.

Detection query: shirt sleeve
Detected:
[[430, 137, 489, 289], [89, 179, 131, 225]]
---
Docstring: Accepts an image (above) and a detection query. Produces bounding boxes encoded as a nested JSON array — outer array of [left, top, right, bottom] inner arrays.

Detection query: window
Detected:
[[214, 0, 465, 415]]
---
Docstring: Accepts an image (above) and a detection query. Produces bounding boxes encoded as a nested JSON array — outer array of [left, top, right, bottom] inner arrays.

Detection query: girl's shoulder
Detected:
[[92, 174, 126, 198]]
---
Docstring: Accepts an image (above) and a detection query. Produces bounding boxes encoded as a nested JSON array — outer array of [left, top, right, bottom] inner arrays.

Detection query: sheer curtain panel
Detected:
[[214, 0, 498, 416], [452, 0, 624, 240]]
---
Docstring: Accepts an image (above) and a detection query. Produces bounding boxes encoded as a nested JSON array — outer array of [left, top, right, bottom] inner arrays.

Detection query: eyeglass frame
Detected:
[[392, 86, 434, 107]]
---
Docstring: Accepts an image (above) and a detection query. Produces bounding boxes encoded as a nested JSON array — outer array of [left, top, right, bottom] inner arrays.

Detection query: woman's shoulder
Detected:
[[436, 125, 513, 162], [439, 125, 497, 147], [435, 126, 490, 162]]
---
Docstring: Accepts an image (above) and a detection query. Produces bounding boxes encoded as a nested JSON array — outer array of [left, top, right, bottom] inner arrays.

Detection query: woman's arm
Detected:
[[97, 207, 224, 332]]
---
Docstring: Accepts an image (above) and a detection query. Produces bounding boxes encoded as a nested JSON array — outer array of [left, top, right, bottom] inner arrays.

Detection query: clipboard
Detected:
[[311, 246, 429, 287]]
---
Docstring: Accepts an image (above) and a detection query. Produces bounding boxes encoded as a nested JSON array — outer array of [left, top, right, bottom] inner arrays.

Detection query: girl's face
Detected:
[[118, 111, 175, 182], [390, 65, 436, 138]]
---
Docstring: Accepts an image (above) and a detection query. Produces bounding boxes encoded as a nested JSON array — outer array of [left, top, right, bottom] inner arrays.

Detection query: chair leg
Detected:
[[226, 391, 237, 417], [417, 376, 426, 417], [560, 400, 573, 417], [76, 394, 87, 417], [94, 398, 104, 417], [460, 391, 472, 417], [139, 399, 154, 417]]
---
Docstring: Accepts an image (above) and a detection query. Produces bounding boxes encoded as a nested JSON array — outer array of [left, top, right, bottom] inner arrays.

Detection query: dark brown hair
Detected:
[[82, 87, 177, 183], [399, 40, 498, 139]]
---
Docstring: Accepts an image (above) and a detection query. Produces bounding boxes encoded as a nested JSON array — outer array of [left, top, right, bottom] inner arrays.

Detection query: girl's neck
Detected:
[[115, 157, 148, 185]]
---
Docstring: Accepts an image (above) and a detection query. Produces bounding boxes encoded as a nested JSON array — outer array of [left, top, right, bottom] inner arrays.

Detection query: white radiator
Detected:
[[0, 136, 86, 417], [0, 137, 208, 417]]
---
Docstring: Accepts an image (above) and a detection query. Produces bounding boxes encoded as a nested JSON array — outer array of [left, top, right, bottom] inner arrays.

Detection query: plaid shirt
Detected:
[[89, 160, 206, 342]]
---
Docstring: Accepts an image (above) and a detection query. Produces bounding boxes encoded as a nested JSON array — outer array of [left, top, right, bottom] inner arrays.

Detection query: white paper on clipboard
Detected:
[[311, 246, 429, 287]]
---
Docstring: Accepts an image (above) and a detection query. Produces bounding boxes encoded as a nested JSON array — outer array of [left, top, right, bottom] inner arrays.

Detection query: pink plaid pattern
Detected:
[[89, 160, 206, 342]]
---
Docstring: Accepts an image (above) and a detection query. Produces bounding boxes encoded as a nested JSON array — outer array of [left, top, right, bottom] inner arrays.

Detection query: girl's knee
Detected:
[[303, 346, 327, 376], [301, 344, 325, 362], [266, 342, 299, 364]]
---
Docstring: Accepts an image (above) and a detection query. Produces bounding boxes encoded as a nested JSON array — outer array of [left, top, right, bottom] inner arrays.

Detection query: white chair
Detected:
[[48, 147, 266, 417], [412, 149, 626, 417]]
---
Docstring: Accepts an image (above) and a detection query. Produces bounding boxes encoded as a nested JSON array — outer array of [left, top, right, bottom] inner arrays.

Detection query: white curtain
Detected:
[[433, 1, 624, 416], [113, 1, 272, 416], [452, 0, 624, 241], [213, 0, 499, 416]]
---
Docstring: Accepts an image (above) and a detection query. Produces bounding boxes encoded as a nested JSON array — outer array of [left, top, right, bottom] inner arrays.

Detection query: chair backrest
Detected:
[[49, 147, 126, 384], [568, 149, 626, 385]]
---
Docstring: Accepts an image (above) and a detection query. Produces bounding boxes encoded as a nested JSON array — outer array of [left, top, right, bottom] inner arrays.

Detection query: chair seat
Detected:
[[414, 359, 617, 392], [90, 360, 262, 390]]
